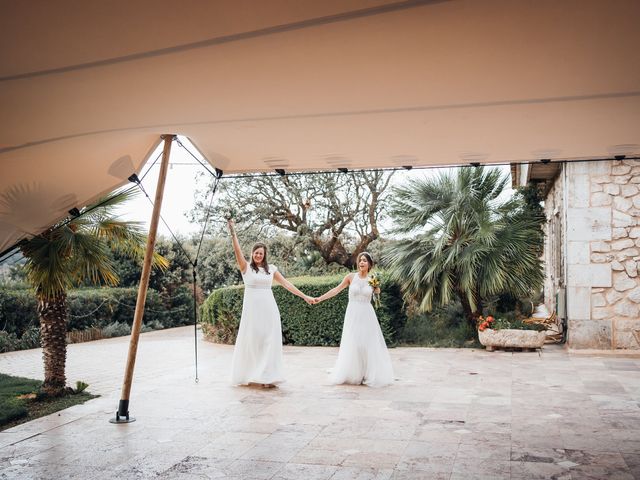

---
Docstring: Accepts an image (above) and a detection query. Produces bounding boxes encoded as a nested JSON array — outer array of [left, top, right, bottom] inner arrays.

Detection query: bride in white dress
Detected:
[[314, 252, 394, 387], [227, 219, 313, 387]]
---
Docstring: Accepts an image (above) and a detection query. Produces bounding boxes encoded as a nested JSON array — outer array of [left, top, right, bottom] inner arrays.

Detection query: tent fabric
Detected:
[[2, 0, 640, 253]]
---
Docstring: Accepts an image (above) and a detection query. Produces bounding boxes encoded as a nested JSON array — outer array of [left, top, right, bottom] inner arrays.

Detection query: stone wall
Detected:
[[541, 170, 564, 316], [565, 160, 640, 349]]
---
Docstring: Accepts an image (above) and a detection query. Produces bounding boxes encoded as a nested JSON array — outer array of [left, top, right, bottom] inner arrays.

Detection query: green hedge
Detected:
[[0, 286, 193, 338], [200, 272, 406, 346], [0, 288, 38, 336]]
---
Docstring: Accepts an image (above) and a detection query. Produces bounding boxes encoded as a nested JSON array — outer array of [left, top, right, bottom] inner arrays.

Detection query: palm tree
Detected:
[[384, 166, 544, 328], [19, 189, 168, 396]]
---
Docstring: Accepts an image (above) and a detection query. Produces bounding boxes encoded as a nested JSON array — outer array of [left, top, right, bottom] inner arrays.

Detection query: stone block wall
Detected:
[[565, 159, 640, 349], [541, 169, 564, 316]]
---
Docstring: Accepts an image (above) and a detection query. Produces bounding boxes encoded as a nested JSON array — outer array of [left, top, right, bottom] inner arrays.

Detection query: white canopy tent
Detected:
[[2, 0, 640, 252], [3, 0, 640, 423]]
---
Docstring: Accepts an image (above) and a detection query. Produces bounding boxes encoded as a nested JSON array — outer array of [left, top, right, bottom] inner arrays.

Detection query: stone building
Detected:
[[512, 158, 640, 350]]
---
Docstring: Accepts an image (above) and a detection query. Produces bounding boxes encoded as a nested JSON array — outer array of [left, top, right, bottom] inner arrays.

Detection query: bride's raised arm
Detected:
[[315, 273, 353, 303], [227, 219, 248, 274]]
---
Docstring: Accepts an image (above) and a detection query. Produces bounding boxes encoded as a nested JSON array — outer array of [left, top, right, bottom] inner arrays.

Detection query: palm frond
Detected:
[[385, 166, 544, 317], [19, 188, 168, 299]]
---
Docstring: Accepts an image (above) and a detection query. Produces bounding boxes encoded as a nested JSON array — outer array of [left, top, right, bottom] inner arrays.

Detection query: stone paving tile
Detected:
[[290, 447, 348, 466], [154, 455, 233, 479], [222, 459, 285, 479], [193, 432, 269, 459], [0, 433, 31, 450], [239, 435, 311, 463], [450, 458, 511, 479], [567, 465, 635, 480], [391, 471, 449, 480], [510, 461, 572, 480], [622, 453, 640, 479], [328, 467, 393, 480], [601, 412, 640, 430], [364, 418, 419, 441], [559, 431, 617, 451], [341, 451, 403, 469], [395, 440, 458, 470], [456, 441, 511, 462], [612, 430, 640, 454], [0, 461, 108, 480], [319, 417, 377, 439], [271, 462, 338, 480], [1, 329, 639, 479]]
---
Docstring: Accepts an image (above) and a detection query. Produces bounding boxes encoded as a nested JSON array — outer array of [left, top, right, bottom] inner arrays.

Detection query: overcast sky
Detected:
[[120, 138, 513, 239], [118, 139, 207, 238]]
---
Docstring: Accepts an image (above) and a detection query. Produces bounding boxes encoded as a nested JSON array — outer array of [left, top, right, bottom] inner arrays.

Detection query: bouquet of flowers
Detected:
[[222, 206, 237, 221], [368, 272, 381, 309]]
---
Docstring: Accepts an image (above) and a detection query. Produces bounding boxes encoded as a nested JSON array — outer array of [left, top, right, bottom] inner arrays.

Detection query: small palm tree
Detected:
[[19, 189, 168, 396], [384, 166, 544, 328]]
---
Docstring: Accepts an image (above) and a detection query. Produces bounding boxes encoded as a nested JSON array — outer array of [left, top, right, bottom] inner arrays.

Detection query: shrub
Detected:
[[200, 272, 406, 346], [396, 302, 479, 348], [18, 327, 41, 350], [144, 320, 165, 331], [0, 288, 39, 336], [0, 331, 19, 353], [477, 315, 546, 332], [102, 322, 133, 338], [0, 286, 193, 341], [0, 285, 194, 353], [74, 381, 89, 394], [66, 288, 171, 330]]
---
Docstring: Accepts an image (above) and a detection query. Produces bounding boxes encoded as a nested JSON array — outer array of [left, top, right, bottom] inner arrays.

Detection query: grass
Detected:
[[0, 374, 97, 431]]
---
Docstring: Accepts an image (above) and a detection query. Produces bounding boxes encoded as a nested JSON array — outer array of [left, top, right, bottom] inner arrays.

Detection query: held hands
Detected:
[[302, 295, 322, 305]]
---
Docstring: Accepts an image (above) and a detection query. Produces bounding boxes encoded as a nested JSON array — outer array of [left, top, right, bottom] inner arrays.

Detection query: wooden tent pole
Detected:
[[112, 134, 174, 423]]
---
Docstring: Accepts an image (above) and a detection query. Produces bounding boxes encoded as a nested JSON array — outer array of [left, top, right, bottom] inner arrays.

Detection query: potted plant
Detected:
[[477, 315, 546, 351]]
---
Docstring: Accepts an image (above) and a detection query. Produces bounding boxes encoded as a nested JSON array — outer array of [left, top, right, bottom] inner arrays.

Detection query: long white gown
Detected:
[[329, 273, 394, 387], [230, 265, 285, 385]]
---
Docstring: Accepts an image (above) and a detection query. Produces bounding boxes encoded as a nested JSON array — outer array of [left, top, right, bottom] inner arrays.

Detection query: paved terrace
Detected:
[[0, 327, 639, 479]]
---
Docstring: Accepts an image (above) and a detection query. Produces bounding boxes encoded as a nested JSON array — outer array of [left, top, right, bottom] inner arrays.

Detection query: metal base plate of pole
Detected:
[[109, 399, 136, 424]]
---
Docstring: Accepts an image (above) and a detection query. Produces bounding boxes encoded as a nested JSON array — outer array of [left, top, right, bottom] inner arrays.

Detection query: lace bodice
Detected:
[[242, 265, 277, 289], [349, 273, 373, 303]]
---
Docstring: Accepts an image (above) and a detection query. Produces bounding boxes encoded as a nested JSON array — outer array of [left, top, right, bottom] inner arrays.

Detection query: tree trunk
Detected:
[[458, 292, 481, 330], [312, 234, 378, 269], [38, 293, 68, 396]]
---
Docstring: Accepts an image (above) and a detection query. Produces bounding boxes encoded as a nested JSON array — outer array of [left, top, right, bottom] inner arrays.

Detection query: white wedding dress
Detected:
[[230, 265, 285, 385], [329, 273, 394, 387]]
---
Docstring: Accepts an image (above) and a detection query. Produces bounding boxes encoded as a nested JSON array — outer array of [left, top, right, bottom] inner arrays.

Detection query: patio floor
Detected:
[[0, 326, 639, 479]]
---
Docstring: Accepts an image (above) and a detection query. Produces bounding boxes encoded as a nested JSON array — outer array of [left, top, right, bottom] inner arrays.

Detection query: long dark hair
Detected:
[[250, 242, 270, 274], [358, 252, 374, 272]]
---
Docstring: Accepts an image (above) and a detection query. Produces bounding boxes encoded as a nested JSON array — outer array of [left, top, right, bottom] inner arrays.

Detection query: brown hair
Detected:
[[358, 252, 374, 272], [250, 242, 270, 274]]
